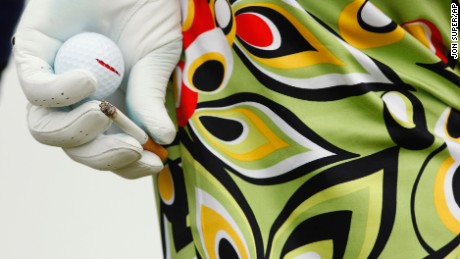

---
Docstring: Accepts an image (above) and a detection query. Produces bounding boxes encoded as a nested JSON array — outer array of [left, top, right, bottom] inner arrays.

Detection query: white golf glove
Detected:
[[13, 0, 182, 179]]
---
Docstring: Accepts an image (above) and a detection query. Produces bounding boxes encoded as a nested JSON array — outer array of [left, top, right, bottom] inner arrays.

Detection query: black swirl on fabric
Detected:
[[426, 235, 460, 258], [235, 6, 316, 58], [234, 46, 413, 101], [417, 62, 460, 85], [266, 147, 399, 258], [195, 247, 203, 259], [453, 168, 460, 207], [281, 211, 352, 259], [357, 1, 397, 33], [218, 239, 239, 259], [199, 116, 244, 142], [411, 144, 446, 254], [193, 59, 225, 92], [178, 127, 266, 258], [158, 159, 194, 253], [410, 143, 460, 258], [447, 109, 460, 138], [382, 90, 434, 150], [193, 93, 358, 184]]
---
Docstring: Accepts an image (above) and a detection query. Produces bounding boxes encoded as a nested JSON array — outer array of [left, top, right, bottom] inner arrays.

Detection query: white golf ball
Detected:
[[54, 32, 125, 100]]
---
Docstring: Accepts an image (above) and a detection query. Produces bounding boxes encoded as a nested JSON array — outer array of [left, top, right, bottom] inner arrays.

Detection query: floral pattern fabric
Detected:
[[155, 0, 460, 258]]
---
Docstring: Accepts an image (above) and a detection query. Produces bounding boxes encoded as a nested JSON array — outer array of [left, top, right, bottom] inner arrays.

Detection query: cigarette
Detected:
[[99, 101, 168, 161]]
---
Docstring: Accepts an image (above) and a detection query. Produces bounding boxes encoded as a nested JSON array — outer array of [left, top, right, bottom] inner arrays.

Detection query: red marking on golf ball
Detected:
[[96, 59, 121, 76]]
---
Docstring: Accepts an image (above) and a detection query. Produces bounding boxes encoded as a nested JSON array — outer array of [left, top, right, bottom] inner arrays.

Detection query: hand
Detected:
[[13, 0, 182, 179]]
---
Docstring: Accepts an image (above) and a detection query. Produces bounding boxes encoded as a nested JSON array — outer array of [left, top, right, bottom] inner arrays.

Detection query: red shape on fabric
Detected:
[[420, 19, 448, 64], [182, 0, 216, 49], [176, 61, 198, 127], [403, 19, 448, 64], [236, 13, 274, 48]]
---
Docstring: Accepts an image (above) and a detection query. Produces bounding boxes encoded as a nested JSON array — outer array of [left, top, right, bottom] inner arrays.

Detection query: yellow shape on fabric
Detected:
[[182, 0, 195, 31], [338, 0, 405, 49], [195, 108, 289, 162], [253, 48, 344, 69], [201, 205, 249, 259], [402, 23, 432, 50], [434, 157, 460, 234], [158, 166, 175, 204], [188, 52, 226, 91]]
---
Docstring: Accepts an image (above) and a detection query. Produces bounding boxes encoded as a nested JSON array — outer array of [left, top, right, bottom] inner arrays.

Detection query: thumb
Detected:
[[14, 49, 97, 107], [13, 18, 98, 107]]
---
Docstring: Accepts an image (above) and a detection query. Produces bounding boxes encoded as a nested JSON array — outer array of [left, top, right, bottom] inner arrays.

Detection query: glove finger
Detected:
[[13, 0, 98, 107], [126, 41, 182, 145], [112, 150, 164, 179], [27, 100, 111, 147], [64, 133, 142, 171], [14, 47, 97, 107]]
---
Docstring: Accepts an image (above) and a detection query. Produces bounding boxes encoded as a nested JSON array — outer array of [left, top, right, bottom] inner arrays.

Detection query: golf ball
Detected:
[[54, 32, 125, 100]]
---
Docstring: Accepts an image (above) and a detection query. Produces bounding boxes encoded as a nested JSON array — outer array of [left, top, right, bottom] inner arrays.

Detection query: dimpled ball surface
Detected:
[[54, 32, 125, 100]]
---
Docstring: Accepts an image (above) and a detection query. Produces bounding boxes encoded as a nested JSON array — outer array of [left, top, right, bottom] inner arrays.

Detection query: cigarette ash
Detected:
[[99, 101, 117, 117]]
